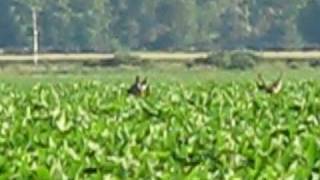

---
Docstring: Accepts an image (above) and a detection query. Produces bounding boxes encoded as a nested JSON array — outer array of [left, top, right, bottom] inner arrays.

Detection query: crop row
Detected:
[[0, 81, 320, 179]]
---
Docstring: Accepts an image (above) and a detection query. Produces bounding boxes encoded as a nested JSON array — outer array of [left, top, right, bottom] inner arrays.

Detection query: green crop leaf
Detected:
[[56, 112, 72, 132], [0, 80, 320, 179], [305, 136, 318, 168], [35, 166, 51, 180]]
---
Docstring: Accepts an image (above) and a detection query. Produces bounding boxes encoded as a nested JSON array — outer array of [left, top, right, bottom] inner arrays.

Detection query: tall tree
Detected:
[[0, 0, 315, 51], [297, 0, 320, 46], [0, 0, 20, 47]]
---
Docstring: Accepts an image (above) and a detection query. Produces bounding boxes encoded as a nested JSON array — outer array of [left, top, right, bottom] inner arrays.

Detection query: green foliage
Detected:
[[113, 52, 148, 66], [297, 0, 320, 44], [0, 81, 320, 178], [84, 51, 148, 67], [0, 0, 314, 51], [228, 51, 260, 70], [196, 51, 260, 70]]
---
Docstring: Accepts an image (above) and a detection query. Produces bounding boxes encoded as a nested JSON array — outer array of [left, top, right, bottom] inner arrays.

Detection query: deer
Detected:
[[256, 72, 283, 95], [127, 75, 150, 97]]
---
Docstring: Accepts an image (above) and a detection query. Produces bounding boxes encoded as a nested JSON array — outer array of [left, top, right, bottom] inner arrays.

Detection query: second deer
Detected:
[[256, 72, 283, 94]]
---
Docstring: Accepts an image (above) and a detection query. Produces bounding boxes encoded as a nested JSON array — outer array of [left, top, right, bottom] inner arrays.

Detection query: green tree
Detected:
[[0, 0, 21, 47], [0, 0, 316, 51], [297, 0, 320, 45]]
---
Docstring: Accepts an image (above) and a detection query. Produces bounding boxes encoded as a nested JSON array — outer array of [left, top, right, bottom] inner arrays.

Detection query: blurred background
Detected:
[[1, 0, 320, 84], [1, 0, 319, 52]]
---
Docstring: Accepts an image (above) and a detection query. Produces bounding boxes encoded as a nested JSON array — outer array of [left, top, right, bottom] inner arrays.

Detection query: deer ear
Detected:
[[142, 77, 148, 84], [257, 73, 262, 80], [135, 75, 140, 83], [276, 72, 283, 81]]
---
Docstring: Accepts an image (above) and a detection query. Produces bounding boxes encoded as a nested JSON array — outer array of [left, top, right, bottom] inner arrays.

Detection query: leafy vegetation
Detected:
[[193, 51, 261, 70], [1, 80, 320, 179]]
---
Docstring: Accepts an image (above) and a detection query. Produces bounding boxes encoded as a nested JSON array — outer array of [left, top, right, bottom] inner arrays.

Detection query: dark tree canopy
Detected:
[[297, 0, 320, 44], [0, 0, 317, 51]]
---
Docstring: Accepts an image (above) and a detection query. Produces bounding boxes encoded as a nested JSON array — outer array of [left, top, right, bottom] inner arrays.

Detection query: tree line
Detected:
[[0, 0, 319, 52]]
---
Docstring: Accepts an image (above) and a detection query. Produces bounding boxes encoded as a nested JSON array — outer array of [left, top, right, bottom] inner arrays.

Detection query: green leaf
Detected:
[[35, 166, 51, 180]]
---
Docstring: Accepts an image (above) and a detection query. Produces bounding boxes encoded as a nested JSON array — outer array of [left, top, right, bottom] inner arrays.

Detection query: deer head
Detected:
[[256, 73, 266, 91], [128, 75, 150, 97], [135, 75, 141, 84], [256, 72, 283, 95]]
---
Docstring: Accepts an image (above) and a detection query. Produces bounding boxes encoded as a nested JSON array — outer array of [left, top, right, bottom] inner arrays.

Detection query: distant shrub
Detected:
[[309, 60, 320, 68], [192, 51, 227, 68], [83, 52, 148, 67], [286, 59, 300, 69], [193, 50, 261, 70], [228, 51, 259, 70], [112, 52, 148, 66]]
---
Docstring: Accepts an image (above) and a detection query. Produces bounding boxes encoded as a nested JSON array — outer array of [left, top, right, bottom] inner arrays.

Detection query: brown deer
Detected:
[[127, 75, 150, 97], [256, 72, 283, 94]]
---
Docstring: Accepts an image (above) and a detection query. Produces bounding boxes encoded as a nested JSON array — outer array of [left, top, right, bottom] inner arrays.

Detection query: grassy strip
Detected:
[[1, 51, 320, 63]]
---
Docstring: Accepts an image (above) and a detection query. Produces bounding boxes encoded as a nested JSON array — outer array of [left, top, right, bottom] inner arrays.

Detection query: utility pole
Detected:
[[32, 7, 39, 65]]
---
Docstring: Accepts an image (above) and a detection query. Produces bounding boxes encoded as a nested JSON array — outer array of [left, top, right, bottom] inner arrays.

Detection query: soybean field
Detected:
[[0, 80, 320, 179]]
